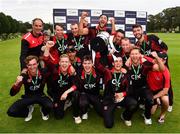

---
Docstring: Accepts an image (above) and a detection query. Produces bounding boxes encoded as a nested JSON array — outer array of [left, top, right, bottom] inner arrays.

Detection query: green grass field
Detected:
[[0, 33, 180, 133]]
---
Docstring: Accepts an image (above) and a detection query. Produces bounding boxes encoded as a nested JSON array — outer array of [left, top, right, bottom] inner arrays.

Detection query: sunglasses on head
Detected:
[[67, 48, 76, 52]]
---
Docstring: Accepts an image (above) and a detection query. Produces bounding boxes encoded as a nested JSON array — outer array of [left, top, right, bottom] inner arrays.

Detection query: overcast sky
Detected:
[[0, 0, 179, 23]]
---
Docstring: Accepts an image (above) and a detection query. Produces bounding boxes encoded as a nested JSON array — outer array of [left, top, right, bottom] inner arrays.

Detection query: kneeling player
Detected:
[[95, 53, 137, 127], [147, 52, 170, 123], [7, 56, 53, 122]]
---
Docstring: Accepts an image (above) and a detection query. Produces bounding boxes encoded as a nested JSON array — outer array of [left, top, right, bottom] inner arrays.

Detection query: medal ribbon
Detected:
[[73, 36, 82, 51], [85, 73, 92, 89], [131, 64, 140, 80], [31, 69, 39, 90], [113, 72, 122, 91], [140, 41, 146, 54], [56, 38, 65, 52]]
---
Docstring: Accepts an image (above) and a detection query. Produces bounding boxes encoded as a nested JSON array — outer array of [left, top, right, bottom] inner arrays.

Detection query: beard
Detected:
[[99, 22, 107, 28], [136, 33, 143, 40]]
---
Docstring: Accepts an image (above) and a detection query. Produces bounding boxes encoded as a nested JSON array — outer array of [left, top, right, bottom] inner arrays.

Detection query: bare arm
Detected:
[[43, 41, 55, 57], [153, 88, 169, 99], [151, 51, 165, 71], [79, 11, 89, 35], [110, 17, 116, 34], [60, 85, 77, 100]]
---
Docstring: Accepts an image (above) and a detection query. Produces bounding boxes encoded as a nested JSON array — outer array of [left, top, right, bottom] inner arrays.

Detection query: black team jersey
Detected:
[[135, 34, 168, 56], [67, 33, 90, 59], [20, 32, 43, 70], [88, 26, 111, 41], [76, 69, 100, 96], [51, 66, 77, 103], [67, 33, 87, 51], [10, 69, 46, 97], [95, 52, 128, 98], [127, 60, 153, 96], [51, 35, 68, 55], [104, 71, 128, 99]]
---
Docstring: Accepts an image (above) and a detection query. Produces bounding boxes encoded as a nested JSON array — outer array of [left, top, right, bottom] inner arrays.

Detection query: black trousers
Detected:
[[53, 91, 79, 119], [131, 86, 154, 119], [168, 82, 173, 106], [103, 96, 137, 128], [79, 92, 103, 117], [7, 95, 53, 118], [166, 59, 174, 106]]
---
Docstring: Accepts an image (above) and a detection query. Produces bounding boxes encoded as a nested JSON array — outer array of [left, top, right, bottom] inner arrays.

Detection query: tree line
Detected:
[[147, 6, 180, 32], [0, 12, 52, 41], [0, 7, 179, 40]]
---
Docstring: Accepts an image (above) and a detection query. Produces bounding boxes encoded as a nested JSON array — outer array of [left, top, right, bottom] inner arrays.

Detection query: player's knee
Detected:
[[7, 107, 17, 117], [104, 118, 114, 128]]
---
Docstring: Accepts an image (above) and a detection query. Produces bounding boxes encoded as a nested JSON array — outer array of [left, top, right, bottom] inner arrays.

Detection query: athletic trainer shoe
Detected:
[[40, 108, 49, 121], [158, 117, 165, 124], [121, 114, 132, 127], [167, 106, 173, 112], [74, 116, 82, 124], [142, 114, 152, 125], [24, 105, 34, 122], [82, 113, 88, 120]]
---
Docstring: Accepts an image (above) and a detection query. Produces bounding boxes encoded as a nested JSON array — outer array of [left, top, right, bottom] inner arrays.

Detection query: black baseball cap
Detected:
[[157, 52, 168, 60], [66, 46, 76, 53]]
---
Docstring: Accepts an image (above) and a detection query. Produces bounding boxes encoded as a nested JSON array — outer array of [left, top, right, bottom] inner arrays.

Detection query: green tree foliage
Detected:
[[44, 23, 53, 32], [147, 6, 180, 32], [0, 12, 53, 40], [0, 12, 11, 34]]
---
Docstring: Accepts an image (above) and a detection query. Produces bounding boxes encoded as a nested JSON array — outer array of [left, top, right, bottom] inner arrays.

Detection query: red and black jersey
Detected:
[[135, 34, 168, 56], [104, 70, 128, 97], [76, 69, 100, 96], [127, 60, 153, 89], [147, 67, 170, 91], [51, 34, 68, 55], [20, 32, 43, 70], [95, 53, 128, 100], [67, 33, 88, 51], [51, 65, 77, 102], [43, 46, 60, 66], [10, 69, 47, 97], [88, 26, 111, 41]]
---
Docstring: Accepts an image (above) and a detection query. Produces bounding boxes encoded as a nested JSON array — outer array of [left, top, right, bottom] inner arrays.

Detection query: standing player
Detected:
[[109, 29, 125, 56], [20, 18, 44, 70], [79, 11, 116, 66], [95, 53, 137, 128], [67, 23, 90, 59], [7, 56, 53, 121], [121, 38, 133, 66], [66, 45, 82, 75], [52, 23, 68, 55], [132, 24, 168, 56], [79, 11, 116, 38]]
